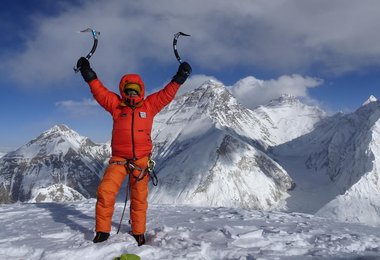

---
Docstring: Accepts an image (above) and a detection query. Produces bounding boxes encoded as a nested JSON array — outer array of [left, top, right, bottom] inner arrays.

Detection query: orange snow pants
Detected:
[[95, 156, 149, 235]]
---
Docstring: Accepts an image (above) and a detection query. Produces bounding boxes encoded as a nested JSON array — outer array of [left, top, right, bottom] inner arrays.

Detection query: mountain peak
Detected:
[[362, 95, 378, 106], [47, 124, 70, 133], [22, 124, 86, 156], [197, 79, 226, 93], [42, 124, 79, 137], [176, 80, 234, 110]]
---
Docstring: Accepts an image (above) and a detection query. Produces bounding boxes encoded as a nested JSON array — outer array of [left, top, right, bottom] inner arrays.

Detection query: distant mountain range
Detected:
[[0, 124, 110, 203], [1, 80, 379, 226]]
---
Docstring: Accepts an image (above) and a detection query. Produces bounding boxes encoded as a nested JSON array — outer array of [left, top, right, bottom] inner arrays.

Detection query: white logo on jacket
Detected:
[[139, 112, 147, 118]]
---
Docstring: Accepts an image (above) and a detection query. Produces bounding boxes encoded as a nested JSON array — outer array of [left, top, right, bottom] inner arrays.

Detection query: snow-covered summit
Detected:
[[252, 95, 326, 145], [156, 80, 274, 149], [45, 124, 74, 134], [38, 124, 81, 141], [362, 95, 378, 106], [19, 124, 92, 159]]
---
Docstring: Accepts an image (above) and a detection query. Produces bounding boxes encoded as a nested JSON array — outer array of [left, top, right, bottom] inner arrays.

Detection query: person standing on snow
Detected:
[[76, 56, 191, 246]]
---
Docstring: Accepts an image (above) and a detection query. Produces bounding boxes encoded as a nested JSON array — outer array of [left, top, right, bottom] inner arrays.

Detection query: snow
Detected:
[[28, 184, 86, 203], [149, 82, 294, 210], [362, 95, 378, 106], [1, 200, 380, 259], [315, 115, 380, 225], [253, 94, 326, 145], [271, 100, 380, 225], [0, 124, 110, 203], [15, 124, 89, 159], [3, 83, 380, 258]]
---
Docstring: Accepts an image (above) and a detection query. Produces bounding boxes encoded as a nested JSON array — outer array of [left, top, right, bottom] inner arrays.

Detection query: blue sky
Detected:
[[1, 0, 380, 151]]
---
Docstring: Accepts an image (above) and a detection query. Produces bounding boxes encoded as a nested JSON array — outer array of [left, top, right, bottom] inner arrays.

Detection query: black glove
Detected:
[[172, 62, 192, 85], [76, 57, 97, 82]]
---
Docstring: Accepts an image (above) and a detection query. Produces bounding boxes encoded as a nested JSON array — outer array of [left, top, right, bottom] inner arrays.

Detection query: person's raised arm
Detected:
[[76, 57, 119, 114]]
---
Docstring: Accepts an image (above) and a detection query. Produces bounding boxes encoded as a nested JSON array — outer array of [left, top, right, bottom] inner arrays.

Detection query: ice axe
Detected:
[[173, 32, 190, 64], [73, 28, 100, 73]]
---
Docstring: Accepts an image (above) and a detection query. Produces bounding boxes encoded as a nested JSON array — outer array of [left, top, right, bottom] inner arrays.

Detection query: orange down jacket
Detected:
[[89, 74, 180, 159]]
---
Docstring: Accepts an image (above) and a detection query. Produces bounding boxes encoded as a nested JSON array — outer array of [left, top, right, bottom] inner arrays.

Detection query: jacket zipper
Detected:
[[131, 107, 136, 160]]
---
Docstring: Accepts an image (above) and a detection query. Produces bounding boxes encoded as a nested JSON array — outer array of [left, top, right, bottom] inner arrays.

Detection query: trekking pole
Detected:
[[117, 174, 130, 234]]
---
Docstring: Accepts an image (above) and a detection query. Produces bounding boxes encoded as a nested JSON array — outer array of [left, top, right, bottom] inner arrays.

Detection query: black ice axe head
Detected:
[[74, 28, 100, 73], [173, 32, 190, 64]]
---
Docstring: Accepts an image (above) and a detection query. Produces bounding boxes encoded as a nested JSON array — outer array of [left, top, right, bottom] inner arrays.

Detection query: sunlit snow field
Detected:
[[1, 200, 380, 259]]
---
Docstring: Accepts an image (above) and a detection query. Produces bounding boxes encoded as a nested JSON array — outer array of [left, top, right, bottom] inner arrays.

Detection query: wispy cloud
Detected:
[[55, 98, 99, 117], [230, 74, 323, 109], [2, 0, 380, 87]]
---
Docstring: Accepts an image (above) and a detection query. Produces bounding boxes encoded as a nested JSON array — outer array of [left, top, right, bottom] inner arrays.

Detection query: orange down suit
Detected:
[[88, 74, 180, 234]]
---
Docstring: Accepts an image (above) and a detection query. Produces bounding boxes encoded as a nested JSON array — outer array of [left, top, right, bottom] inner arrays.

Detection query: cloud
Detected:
[[3, 0, 380, 88], [55, 98, 99, 117], [230, 74, 323, 109]]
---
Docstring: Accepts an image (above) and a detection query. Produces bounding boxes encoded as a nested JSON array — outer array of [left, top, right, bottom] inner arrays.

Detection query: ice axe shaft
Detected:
[[173, 32, 190, 64], [74, 28, 100, 73]]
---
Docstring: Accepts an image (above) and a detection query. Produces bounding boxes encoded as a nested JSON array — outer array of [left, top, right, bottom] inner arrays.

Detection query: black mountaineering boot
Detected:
[[133, 234, 145, 246], [93, 232, 110, 243]]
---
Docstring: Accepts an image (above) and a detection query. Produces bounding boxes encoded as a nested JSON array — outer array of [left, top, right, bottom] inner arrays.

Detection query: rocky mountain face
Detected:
[[0, 125, 110, 203]]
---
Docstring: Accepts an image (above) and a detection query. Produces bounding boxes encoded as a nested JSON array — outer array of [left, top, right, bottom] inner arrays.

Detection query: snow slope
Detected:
[[1, 200, 380, 260]]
